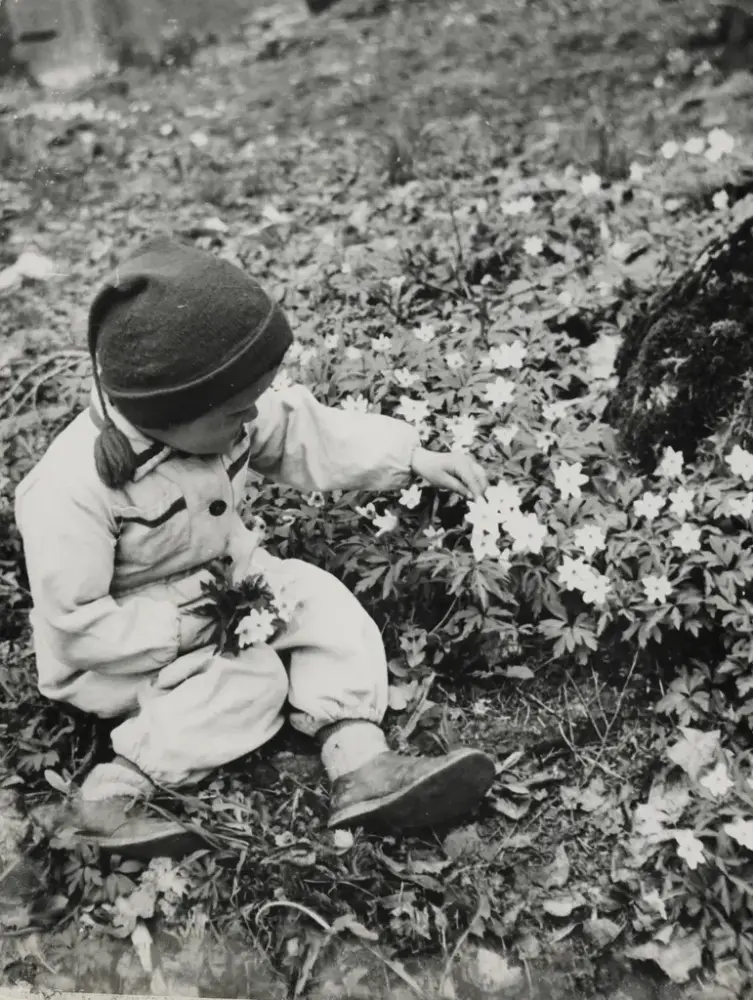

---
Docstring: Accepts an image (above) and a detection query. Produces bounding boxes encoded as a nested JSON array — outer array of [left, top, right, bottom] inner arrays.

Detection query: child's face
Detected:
[[139, 366, 280, 455]]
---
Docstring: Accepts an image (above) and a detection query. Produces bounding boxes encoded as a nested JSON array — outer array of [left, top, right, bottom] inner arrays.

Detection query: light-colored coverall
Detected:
[[15, 382, 421, 786]]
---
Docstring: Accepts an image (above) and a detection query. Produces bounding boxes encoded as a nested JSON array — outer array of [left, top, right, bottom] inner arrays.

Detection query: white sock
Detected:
[[80, 762, 153, 802], [320, 721, 389, 781]]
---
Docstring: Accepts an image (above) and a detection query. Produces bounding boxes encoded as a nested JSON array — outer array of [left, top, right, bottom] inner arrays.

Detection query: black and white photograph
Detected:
[[1, 0, 753, 996]]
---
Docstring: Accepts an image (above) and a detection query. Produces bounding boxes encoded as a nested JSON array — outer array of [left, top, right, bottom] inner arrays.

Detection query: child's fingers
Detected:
[[457, 478, 478, 499], [469, 467, 488, 497], [439, 470, 473, 497], [456, 459, 486, 498], [476, 463, 490, 494]]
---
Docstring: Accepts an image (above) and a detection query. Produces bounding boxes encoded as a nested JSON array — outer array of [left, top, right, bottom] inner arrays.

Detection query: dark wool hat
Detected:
[[88, 237, 294, 428]]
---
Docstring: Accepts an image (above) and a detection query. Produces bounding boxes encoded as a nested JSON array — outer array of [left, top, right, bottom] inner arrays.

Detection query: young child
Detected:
[[15, 237, 497, 859]]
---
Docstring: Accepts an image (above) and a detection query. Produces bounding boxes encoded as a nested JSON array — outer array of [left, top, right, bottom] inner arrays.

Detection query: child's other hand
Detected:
[[411, 447, 489, 500]]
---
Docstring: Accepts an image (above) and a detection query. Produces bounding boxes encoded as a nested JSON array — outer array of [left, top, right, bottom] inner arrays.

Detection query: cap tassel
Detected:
[[92, 363, 139, 490]]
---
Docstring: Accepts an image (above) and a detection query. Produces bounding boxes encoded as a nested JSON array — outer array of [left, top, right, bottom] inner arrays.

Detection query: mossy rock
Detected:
[[603, 214, 753, 474]]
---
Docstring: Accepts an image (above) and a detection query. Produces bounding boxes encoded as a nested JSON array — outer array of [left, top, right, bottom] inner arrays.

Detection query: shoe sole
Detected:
[[328, 748, 496, 831], [83, 822, 208, 861]]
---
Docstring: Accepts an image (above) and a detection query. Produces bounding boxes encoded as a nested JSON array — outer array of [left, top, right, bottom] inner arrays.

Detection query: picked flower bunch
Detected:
[[191, 556, 296, 656]]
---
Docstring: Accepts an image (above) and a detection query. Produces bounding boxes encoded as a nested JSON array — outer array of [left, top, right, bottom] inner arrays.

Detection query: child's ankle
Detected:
[[80, 760, 153, 802], [318, 720, 389, 781]]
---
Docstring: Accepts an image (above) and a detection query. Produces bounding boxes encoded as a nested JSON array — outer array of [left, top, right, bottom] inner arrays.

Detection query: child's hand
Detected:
[[411, 447, 489, 500]]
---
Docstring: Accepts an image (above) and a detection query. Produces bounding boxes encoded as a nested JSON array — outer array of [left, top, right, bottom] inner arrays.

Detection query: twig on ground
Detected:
[[0, 351, 87, 416], [144, 798, 226, 851], [257, 899, 330, 931], [445, 192, 469, 299], [573, 748, 624, 782], [516, 690, 619, 778], [439, 893, 484, 994], [446, 195, 465, 270], [519, 689, 561, 721], [562, 686, 580, 753], [604, 649, 639, 742], [67, 737, 99, 785], [532, 52, 659, 88], [565, 670, 605, 740], [522, 958, 535, 996], [590, 666, 608, 720], [583, 649, 639, 783], [361, 947, 430, 1000], [256, 901, 431, 1000], [428, 596, 459, 636], [557, 719, 583, 767], [399, 670, 436, 741], [10, 358, 87, 420], [551, 715, 623, 781]]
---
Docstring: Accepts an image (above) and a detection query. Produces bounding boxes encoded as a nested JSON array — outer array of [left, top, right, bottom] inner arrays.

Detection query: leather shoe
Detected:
[[328, 748, 496, 831]]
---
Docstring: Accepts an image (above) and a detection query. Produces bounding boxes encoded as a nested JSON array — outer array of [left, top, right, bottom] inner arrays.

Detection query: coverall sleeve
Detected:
[[15, 477, 180, 676], [246, 385, 421, 492]]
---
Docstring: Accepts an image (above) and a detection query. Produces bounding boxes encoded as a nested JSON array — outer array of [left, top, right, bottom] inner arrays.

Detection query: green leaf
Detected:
[[666, 727, 721, 781], [354, 565, 388, 594], [538, 618, 567, 638], [44, 769, 70, 795]]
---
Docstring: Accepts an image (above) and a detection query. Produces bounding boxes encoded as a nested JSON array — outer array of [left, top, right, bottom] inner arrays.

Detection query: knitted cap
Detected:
[[88, 237, 294, 428]]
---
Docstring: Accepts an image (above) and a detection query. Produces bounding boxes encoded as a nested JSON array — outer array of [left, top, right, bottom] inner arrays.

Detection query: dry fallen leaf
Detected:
[[549, 921, 577, 943], [131, 921, 155, 974], [262, 203, 293, 225], [332, 829, 354, 851], [584, 914, 622, 949], [516, 932, 541, 959], [347, 200, 371, 232], [561, 777, 610, 813], [15, 251, 60, 280], [585, 332, 621, 380], [504, 665, 534, 680], [542, 892, 587, 918], [543, 843, 570, 889], [330, 913, 379, 943], [490, 796, 530, 821], [0, 264, 21, 292], [647, 775, 692, 822], [625, 931, 703, 983], [497, 750, 525, 774], [461, 948, 523, 994], [197, 216, 229, 235], [443, 824, 485, 861], [0, 250, 61, 291], [388, 680, 417, 712], [409, 855, 451, 876]]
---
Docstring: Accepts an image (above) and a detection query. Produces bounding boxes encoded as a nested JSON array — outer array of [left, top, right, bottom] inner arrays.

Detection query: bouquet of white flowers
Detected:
[[191, 556, 295, 655]]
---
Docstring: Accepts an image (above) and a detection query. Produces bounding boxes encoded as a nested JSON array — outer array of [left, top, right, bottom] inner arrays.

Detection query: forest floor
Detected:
[[2, 0, 753, 997]]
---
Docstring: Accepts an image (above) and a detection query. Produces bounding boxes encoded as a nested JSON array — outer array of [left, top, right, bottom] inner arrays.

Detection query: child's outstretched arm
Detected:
[[15, 474, 184, 676], [246, 384, 489, 500], [246, 384, 421, 493]]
